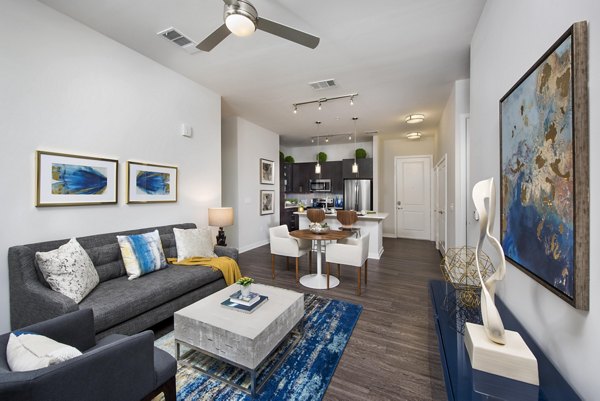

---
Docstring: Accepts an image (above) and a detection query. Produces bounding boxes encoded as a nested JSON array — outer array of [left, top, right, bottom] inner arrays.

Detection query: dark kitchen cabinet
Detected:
[[280, 162, 293, 193], [280, 207, 298, 231], [292, 162, 313, 193], [343, 158, 373, 179], [321, 161, 343, 192]]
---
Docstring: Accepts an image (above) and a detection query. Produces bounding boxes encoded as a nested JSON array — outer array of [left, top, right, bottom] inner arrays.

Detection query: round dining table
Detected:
[[290, 229, 352, 289]]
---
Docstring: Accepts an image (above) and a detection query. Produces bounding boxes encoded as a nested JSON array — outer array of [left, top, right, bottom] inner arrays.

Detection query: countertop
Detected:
[[294, 211, 389, 221]]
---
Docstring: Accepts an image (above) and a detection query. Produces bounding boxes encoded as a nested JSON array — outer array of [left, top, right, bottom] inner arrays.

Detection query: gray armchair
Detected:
[[0, 309, 176, 401]]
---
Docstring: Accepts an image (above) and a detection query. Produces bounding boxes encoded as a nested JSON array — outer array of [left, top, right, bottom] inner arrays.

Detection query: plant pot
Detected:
[[241, 285, 251, 297]]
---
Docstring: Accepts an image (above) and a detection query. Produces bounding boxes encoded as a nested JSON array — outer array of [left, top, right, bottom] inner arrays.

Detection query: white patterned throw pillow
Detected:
[[35, 238, 99, 303], [173, 227, 217, 261], [6, 331, 82, 372]]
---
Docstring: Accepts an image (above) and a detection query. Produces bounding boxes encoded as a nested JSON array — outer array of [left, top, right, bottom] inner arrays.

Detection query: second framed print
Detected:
[[260, 190, 274, 215], [127, 161, 178, 204]]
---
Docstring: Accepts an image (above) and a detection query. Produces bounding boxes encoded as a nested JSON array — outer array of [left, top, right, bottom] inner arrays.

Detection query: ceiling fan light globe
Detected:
[[226, 14, 256, 36]]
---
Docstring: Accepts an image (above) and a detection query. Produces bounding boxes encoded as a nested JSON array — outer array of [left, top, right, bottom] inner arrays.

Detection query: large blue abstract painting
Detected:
[[500, 23, 589, 309], [127, 161, 177, 203], [37, 151, 118, 206], [52, 163, 107, 195]]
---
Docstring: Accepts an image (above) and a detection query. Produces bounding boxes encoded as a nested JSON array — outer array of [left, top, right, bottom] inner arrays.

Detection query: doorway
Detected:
[[394, 155, 433, 240], [434, 155, 447, 253]]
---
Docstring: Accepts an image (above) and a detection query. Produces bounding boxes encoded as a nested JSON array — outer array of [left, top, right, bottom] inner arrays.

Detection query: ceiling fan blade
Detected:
[[196, 24, 231, 52], [256, 18, 320, 49]]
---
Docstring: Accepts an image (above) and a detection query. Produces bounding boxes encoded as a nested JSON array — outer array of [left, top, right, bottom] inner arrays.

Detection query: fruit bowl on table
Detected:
[[309, 223, 330, 234]]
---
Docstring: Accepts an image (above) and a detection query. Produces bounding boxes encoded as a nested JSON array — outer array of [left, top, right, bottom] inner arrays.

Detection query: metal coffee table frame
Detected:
[[175, 318, 304, 397]]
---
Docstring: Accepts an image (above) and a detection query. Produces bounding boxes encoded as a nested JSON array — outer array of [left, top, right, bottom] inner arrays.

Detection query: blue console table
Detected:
[[429, 280, 581, 400]]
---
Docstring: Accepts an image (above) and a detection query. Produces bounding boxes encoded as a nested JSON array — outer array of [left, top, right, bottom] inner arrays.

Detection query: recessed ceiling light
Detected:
[[406, 132, 422, 140], [405, 114, 425, 124]]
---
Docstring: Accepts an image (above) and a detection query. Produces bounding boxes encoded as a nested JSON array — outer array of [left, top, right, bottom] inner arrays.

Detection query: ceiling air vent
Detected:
[[157, 27, 199, 54], [309, 79, 336, 90]]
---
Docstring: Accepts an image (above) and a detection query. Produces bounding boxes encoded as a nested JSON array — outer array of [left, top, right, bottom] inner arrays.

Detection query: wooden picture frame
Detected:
[[499, 22, 589, 309], [260, 190, 275, 215], [36, 150, 118, 207], [127, 161, 178, 204], [260, 158, 275, 185]]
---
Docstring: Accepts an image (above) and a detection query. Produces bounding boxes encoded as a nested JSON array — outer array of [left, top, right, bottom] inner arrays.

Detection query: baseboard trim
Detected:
[[239, 239, 270, 254], [383, 233, 396, 238]]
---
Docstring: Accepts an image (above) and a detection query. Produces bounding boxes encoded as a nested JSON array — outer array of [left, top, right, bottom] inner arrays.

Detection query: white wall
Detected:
[[470, 1, 599, 398], [222, 117, 279, 253], [281, 141, 373, 163], [375, 134, 436, 236], [0, 0, 222, 332], [436, 79, 470, 248]]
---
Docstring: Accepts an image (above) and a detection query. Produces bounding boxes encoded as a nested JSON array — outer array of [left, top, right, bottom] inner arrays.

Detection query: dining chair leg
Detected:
[[309, 251, 312, 274], [286, 257, 290, 270], [356, 266, 361, 296], [364, 260, 368, 285], [337, 264, 341, 279], [271, 254, 275, 279], [295, 257, 299, 283], [326, 262, 331, 289]]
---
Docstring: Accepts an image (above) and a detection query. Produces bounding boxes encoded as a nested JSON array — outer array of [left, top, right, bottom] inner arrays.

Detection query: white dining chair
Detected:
[[269, 225, 312, 282], [325, 233, 370, 295]]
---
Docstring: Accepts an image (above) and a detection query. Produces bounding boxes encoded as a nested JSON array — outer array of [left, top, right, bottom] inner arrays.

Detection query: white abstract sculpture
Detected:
[[465, 177, 538, 386], [472, 177, 506, 344]]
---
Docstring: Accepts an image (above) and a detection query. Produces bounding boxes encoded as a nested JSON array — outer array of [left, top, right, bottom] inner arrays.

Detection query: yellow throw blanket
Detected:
[[167, 257, 242, 286]]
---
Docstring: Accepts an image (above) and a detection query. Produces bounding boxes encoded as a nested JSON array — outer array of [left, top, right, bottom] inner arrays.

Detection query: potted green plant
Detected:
[[355, 148, 367, 159], [280, 151, 285, 161], [317, 152, 327, 163], [236, 276, 255, 297], [284, 155, 295, 163]]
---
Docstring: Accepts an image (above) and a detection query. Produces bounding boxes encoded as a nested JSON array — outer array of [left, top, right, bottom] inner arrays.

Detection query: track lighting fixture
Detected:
[[292, 93, 358, 113]]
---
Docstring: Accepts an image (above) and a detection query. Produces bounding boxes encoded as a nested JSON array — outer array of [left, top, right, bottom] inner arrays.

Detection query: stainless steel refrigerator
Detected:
[[344, 179, 372, 211]]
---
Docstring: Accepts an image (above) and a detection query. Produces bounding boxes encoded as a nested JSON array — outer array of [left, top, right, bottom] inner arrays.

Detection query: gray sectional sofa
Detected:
[[8, 223, 238, 339]]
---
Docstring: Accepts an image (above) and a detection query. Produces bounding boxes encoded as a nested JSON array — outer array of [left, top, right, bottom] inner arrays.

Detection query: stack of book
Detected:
[[221, 290, 268, 313]]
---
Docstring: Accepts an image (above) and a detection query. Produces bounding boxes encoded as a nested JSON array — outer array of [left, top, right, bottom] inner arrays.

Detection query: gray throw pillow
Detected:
[[173, 227, 216, 261], [35, 238, 99, 303]]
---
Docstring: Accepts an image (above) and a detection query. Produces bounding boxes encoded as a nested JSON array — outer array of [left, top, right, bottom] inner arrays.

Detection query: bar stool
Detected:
[[336, 210, 360, 238]]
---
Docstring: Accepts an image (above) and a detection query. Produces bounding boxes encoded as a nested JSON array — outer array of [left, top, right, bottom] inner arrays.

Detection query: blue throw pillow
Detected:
[[117, 230, 167, 280]]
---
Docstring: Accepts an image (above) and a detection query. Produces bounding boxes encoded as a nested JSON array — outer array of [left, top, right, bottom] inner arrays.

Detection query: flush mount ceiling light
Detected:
[[292, 93, 358, 114], [197, 0, 320, 52], [405, 114, 425, 124], [406, 132, 422, 140]]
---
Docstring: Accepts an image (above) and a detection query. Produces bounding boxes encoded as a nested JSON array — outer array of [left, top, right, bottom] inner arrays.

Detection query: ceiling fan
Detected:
[[196, 0, 320, 52]]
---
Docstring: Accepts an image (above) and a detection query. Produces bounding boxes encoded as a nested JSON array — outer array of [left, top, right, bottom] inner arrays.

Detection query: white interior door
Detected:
[[395, 156, 432, 240], [435, 156, 447, 253]]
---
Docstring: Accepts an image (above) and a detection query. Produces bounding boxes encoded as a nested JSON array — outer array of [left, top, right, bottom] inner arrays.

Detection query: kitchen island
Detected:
[[294, 211, 389, 259]]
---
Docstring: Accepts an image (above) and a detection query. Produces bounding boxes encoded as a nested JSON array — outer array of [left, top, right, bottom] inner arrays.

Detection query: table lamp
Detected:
[[208, 207, 234, 246]]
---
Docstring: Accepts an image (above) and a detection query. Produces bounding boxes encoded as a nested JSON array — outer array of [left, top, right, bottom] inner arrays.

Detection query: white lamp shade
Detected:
[[225, 14, 256, 37], [315, 163, 321, 174], [352, 162, 359, 173], [208, 207, 234, 227]]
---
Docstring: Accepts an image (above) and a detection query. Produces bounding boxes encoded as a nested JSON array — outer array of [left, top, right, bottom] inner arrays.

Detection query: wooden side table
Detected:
[[290, 229, 351, 289]]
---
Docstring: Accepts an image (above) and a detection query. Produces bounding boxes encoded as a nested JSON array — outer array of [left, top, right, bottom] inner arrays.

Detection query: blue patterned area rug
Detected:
[[154, 294, 362, 401]]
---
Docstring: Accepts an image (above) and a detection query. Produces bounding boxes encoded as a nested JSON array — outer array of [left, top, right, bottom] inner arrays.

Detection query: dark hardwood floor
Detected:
[[239, 237, 447, 401]]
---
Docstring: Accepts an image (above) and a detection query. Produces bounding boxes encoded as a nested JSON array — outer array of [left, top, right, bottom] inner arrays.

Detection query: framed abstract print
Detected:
[[260, 158, 275, 185], [127, 161, 178, 204], [260, 190, 274, 215], [499, 22, 589, 309], [36, 150, 118, 207]]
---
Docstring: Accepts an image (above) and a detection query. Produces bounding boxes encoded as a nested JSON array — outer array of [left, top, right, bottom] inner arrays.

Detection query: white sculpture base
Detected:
[[464, 322, 539, 385]]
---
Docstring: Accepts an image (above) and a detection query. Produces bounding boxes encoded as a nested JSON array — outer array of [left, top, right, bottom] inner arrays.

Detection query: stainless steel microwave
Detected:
[[309, 179, 331, 192]]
